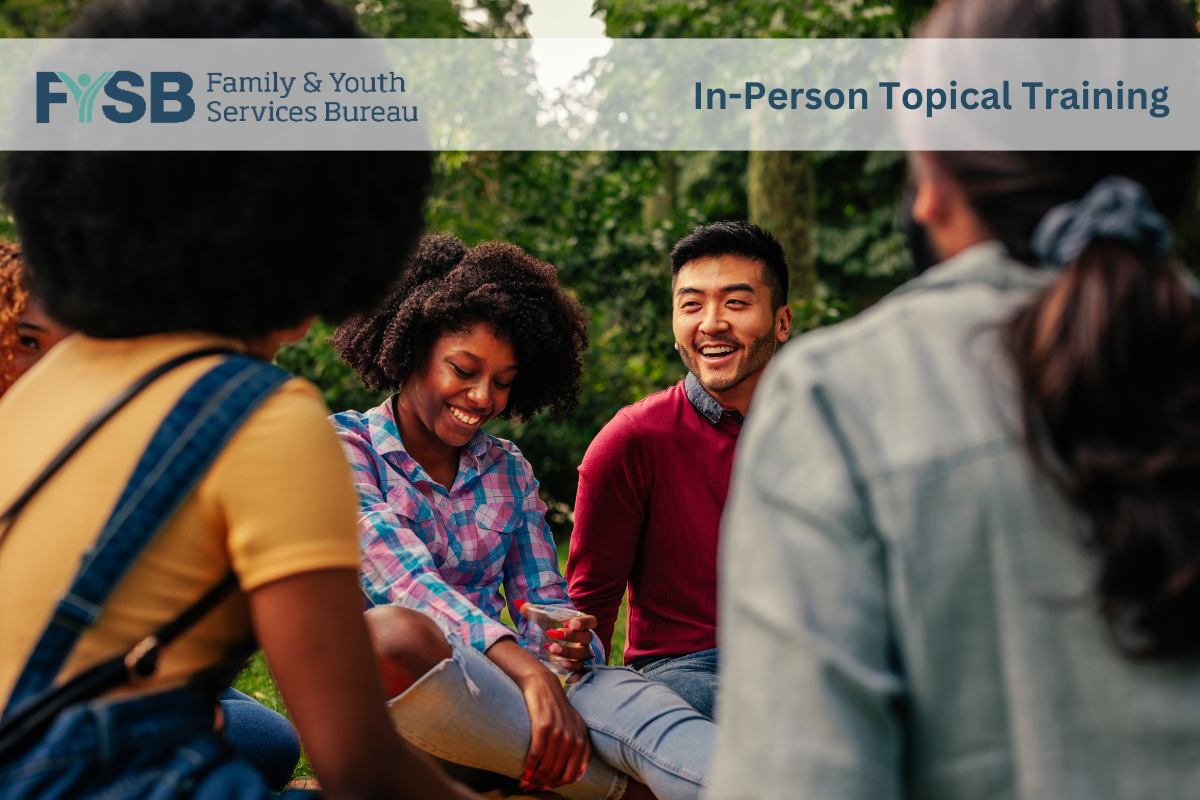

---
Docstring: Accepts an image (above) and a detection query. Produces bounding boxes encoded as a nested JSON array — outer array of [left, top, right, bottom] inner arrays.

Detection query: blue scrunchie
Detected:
[[1031, 175, 1171, 266]]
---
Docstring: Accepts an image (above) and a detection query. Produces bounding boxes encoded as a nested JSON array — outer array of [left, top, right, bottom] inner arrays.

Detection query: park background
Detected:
[[7, 0, 1200, 780]]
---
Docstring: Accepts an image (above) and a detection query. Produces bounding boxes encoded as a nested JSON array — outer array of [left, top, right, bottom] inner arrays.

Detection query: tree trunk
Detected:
[[747, 151, 816, 301], [642, 152, 679, 229]]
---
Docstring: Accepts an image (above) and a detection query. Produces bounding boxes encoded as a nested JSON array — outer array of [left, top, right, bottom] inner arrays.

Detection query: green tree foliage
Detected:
[[597, 0, 906, 39], [345, 0, 529, 38], [598, 0, 930, 313], [0, 0, 529, 38], [0, 0, 79, 37]]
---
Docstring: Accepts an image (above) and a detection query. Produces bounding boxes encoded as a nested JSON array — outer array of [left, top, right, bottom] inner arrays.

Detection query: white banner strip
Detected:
[[4, 38, 1195, 150]]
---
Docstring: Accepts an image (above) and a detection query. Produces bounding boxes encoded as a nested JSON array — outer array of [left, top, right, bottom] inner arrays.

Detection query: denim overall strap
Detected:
[[2, 355, 289, 720]]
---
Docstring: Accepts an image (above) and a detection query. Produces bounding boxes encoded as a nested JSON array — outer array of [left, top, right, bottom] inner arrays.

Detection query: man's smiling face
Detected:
[[671, 254, 785, 397]]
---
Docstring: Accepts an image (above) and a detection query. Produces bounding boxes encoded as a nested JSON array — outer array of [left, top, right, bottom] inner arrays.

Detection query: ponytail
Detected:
[[1007, 177, 1200, 657]]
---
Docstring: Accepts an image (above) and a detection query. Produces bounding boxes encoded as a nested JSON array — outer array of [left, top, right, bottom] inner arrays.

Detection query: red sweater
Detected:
[[567, 376, 740, 663]]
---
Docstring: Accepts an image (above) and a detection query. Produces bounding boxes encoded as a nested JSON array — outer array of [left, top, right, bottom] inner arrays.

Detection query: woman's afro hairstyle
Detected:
[[332, 235, 590, 422], [3, 0, 432, 339]]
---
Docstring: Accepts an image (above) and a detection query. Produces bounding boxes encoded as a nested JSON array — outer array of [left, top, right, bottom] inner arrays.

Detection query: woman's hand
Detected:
[[485, 639, 591, 792], [519, 668, 592, 791], [544, 613, 598, 673]]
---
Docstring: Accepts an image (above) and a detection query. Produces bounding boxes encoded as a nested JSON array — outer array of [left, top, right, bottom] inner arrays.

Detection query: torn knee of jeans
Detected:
[[564, 666, 599, 697], [450, 643, 481, 696]]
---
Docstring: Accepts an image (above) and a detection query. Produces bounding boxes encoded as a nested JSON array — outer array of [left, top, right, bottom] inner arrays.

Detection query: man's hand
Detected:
[[545, 613, 598, 673]]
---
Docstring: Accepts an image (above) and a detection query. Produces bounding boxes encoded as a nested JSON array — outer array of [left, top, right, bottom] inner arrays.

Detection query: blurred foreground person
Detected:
[[0, 241, 295, 790], [711, 1, 1200, 798], [0, 1, 475, 799]]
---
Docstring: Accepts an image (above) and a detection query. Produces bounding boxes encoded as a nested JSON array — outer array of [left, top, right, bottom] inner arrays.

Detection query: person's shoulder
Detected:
[[753, 243, 1047, 475], [211, 376, 362, 590], [232, 376, 337, 452], [487, 432, 523, 461], [480, 433, 538, 482], [586, 380, 688, 452], [624, 381, 688, 416], [328, 400, 391, 452], [610, 381, 688, 430], [328, 404, 370, 435], [208, 376, 357, 510], [777, 242, 1048, 375]]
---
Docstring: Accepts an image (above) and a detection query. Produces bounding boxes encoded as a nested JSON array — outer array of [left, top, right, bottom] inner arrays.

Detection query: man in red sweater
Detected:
[[567, 221, 793, 719]]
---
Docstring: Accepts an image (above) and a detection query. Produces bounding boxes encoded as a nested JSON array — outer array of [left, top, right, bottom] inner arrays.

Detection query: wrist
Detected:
[[485, 637, 558, 691], [516, 663, 560, 692]]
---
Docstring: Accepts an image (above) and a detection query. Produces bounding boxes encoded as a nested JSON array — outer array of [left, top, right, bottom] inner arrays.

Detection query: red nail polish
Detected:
[[546, 628, 566, 640]]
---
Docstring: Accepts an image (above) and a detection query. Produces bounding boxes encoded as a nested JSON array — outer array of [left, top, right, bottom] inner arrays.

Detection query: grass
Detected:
[[230, 537, 630, 782], [231, 651, 313, 777]]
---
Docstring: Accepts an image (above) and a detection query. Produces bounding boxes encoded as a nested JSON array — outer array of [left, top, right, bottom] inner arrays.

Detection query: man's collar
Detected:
[[685, 371, 742, 425]]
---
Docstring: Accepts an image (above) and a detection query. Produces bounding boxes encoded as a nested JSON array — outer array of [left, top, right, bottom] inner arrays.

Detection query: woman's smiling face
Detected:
[[403, 321, 518, 448]]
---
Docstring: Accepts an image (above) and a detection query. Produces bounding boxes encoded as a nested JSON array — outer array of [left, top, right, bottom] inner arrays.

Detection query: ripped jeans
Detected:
[[386, 634, 713, 800]]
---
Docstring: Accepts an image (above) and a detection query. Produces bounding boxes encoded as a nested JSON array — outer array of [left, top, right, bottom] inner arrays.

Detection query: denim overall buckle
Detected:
[[124, 636, 160, 684]]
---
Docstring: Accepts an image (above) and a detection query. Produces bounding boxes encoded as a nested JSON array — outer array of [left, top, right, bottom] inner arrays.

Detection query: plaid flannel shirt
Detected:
[[331, 398, 604, 662]]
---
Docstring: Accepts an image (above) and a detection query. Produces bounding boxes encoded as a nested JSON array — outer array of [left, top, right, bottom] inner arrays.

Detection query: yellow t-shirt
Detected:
[[0, 333, 361, 705]]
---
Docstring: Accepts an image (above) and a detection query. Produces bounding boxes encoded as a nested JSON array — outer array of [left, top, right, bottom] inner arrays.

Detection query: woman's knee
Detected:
[[364, 606, 452, 696], [218, 688, 301, 792]]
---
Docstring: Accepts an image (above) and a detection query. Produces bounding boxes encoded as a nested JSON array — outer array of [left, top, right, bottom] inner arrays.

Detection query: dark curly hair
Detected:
[[0, 241, 27, 397], [332, 235, 590, 422], [4, 0, 432, 338]]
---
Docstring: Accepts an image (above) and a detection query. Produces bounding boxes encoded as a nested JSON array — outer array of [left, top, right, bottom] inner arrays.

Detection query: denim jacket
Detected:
[[711, 242, 1200, 800]]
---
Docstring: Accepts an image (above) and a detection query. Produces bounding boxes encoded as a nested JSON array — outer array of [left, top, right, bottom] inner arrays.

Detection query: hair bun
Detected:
[[1032, 175, 1171, 266]]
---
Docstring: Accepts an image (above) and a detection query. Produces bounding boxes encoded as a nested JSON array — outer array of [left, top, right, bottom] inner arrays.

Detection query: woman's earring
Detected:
[[674, 342, 680, 351]]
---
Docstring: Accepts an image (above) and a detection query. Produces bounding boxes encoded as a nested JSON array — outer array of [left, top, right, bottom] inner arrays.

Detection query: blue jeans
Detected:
[[0, 686, 274, 800], [220, 688, 301, 792], [631, 648, 719, 721], [386, 633, 713, 800]]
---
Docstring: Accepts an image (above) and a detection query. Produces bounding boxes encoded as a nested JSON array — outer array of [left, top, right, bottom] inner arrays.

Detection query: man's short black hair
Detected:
[[4, 0, 432, 339], [670, 221, 789, 309]]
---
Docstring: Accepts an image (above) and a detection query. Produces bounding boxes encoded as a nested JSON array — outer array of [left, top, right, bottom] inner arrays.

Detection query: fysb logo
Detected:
[[37, 71, 195, 123]]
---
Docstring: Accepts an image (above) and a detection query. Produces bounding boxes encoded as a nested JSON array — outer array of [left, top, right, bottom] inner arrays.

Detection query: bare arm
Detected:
[[250, 568, 479, 800]]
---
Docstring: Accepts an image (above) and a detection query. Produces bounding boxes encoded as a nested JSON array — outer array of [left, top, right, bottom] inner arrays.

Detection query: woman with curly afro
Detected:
[[331, 235, 715, 800]]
